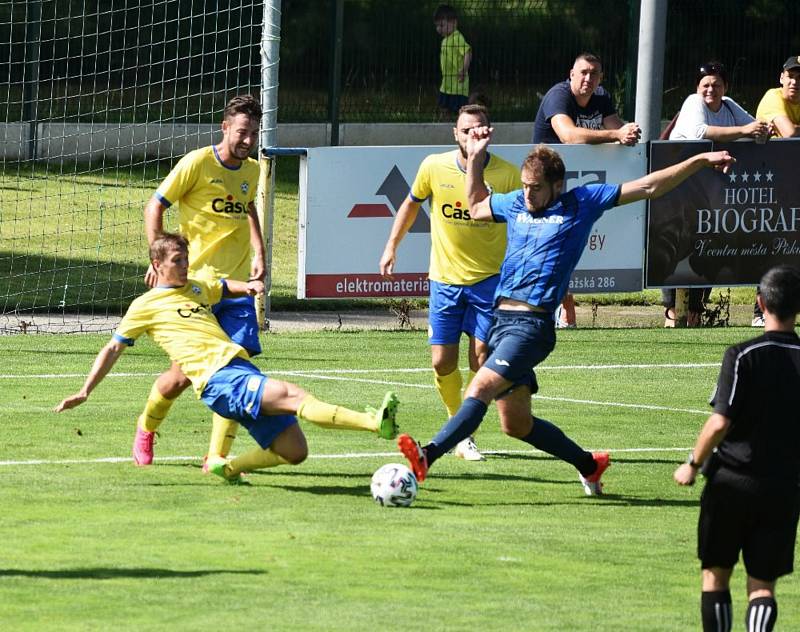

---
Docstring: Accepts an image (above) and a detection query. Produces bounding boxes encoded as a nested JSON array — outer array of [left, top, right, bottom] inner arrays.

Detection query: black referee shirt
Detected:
[[710, 330, 800, 482]]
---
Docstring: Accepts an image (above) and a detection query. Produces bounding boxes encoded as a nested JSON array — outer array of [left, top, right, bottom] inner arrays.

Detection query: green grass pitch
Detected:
[[1, 326, 798, 630]]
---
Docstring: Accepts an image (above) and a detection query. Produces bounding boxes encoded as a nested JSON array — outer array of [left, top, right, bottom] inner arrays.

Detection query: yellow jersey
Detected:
[[155, 146, 260, 282], [756, 88, 800, 136], [114, 278, 249, 396], [410, 150, 519, 285], [439, 30, 470, 96]]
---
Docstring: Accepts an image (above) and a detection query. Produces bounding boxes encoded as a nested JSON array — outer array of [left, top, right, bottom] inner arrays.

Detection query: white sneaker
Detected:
[[751, 315, 765, 327], [454, 437, 485, 461]]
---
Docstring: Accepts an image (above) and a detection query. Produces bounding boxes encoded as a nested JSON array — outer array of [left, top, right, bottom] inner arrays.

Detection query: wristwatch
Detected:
[[686, 451, 702, 469]]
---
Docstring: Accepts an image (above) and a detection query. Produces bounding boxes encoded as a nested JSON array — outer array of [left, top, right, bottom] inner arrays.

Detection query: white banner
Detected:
[[299, 144, 647, 298]]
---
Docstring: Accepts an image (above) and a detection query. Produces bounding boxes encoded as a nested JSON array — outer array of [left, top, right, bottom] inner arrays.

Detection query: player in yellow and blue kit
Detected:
[[133, 95, 266, 469], [380, 104, 518, 461], [399, 128, 735, 496], [56, 233, 399, 484]]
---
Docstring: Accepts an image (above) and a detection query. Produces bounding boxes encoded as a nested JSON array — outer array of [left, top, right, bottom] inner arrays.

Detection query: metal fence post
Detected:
[[328, 0, 344, 146], [22, 0, 42, 161]]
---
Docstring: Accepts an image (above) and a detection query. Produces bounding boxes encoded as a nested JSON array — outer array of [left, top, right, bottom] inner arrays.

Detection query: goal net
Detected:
[[0, 0, 263, 333]]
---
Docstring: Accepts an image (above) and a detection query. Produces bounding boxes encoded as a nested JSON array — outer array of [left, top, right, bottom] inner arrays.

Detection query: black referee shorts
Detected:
[[698, 468, 800, 581]]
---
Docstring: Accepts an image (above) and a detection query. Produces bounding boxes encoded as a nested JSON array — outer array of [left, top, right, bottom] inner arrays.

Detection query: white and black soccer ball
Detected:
[[370, 463, 418, 507]]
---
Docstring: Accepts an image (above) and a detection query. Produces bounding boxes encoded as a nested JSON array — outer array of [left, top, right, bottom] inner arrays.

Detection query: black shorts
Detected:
[[698, 467, 800, 581], [484, 309, 556, 396], [437, 92, 468, 113]]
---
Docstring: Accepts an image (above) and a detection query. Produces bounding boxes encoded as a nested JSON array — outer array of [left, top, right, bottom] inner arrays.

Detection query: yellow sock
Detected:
[[138, 382, 177, 432], [434, 368, 463, 417], [296, 395, 377, 432], [227, 447, 289, 476], [207, 413, 239, 458]]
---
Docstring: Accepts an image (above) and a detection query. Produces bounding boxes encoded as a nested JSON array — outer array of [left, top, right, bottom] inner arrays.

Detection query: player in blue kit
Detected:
[[399, 126, 734, 494]]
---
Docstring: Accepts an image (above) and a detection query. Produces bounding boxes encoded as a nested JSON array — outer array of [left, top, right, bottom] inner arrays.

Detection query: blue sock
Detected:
[[425, 397, 488, 465], [522, 416, 594, 475]]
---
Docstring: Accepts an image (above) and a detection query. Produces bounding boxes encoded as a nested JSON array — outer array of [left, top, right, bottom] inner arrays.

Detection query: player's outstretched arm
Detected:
[[379, 197, 422, 277], [54, 340, 127, 412], [617, 150, 735, 206]]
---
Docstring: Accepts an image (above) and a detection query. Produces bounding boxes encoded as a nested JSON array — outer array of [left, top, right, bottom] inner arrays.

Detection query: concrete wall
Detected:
[[1, 121, 535, 160]]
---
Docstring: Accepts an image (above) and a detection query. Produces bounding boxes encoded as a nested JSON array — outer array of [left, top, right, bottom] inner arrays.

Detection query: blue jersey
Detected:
[[490, 183, 621, 311]]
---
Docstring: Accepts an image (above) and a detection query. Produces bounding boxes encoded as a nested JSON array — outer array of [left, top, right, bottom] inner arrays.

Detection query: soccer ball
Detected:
[[370, 463, 418, 507]]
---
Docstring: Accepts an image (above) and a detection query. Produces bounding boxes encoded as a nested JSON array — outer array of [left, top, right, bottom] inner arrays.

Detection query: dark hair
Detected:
[[696, 61, 728, 87], [223, 94, 262, 121], [457, 103, 490, 126], [758, 265, 800, 321], [522, 145, 566, 184], [434, 4, 458, 22], [150, 232, 188, 263], [574, 52, 603, 69]]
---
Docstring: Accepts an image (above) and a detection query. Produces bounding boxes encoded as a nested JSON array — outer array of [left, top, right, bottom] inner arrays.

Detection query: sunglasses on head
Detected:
[[697, 62, 728, 85]]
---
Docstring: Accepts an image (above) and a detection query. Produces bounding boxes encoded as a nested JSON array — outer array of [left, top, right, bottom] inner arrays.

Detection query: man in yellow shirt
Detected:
[[133, 95, 267, 468], [379, 104, 518, 461], [756, 55, 800, 138], [56, 233, 399, 484]]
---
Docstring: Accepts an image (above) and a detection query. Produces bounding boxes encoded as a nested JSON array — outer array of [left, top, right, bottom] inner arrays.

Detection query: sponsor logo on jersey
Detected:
[[212, 195, 247, 213], [441, 200, 471, 220], [210, 178, 224, 185], [177, 302, 210, 318]]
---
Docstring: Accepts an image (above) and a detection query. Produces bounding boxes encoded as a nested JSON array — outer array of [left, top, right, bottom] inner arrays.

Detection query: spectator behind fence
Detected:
[[434, 4, 471, 119], [532, 52, 640, 328], [749, 56, 800, 327], [662, 61, 770, 327]]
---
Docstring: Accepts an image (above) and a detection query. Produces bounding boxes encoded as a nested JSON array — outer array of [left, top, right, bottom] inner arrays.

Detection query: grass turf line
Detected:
[[0, 327, 798, 630]]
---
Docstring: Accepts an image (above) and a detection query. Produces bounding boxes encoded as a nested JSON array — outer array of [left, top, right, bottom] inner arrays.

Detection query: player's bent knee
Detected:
[[272, 424, 308, 464]]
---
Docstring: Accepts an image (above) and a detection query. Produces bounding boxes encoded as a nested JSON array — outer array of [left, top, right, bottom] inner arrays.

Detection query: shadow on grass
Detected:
[[0, 568, 266, 579]]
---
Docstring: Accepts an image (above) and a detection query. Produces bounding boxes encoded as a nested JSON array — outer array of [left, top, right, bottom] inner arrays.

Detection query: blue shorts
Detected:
[[428, 275, 499, 345], [213, 295, 261, 357], [484, 309, 556, 395], [201, 357, 297, 449], [438, 92, 468, 113]]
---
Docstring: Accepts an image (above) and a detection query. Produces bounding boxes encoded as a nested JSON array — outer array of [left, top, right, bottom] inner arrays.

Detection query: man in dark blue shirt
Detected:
[[532, 53, 640, 328], [532, 53, 640, 146], [674, 265, 800, 632], [399, 126, 734, 497]]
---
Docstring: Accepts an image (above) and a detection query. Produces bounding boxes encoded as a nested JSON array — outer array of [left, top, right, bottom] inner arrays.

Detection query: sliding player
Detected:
[[56, 233, 399, 483]]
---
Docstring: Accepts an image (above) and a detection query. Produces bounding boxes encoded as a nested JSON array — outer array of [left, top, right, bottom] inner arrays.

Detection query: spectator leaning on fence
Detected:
[[748, 56, 800, 326], [756, 55, 800, 138], [433, 4, 472, 119], [662, 61, 770, 328], [532, 52, 640, 328]]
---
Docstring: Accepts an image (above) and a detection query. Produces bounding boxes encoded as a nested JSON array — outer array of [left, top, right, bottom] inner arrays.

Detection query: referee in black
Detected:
[[674, 264, 800, 632]]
